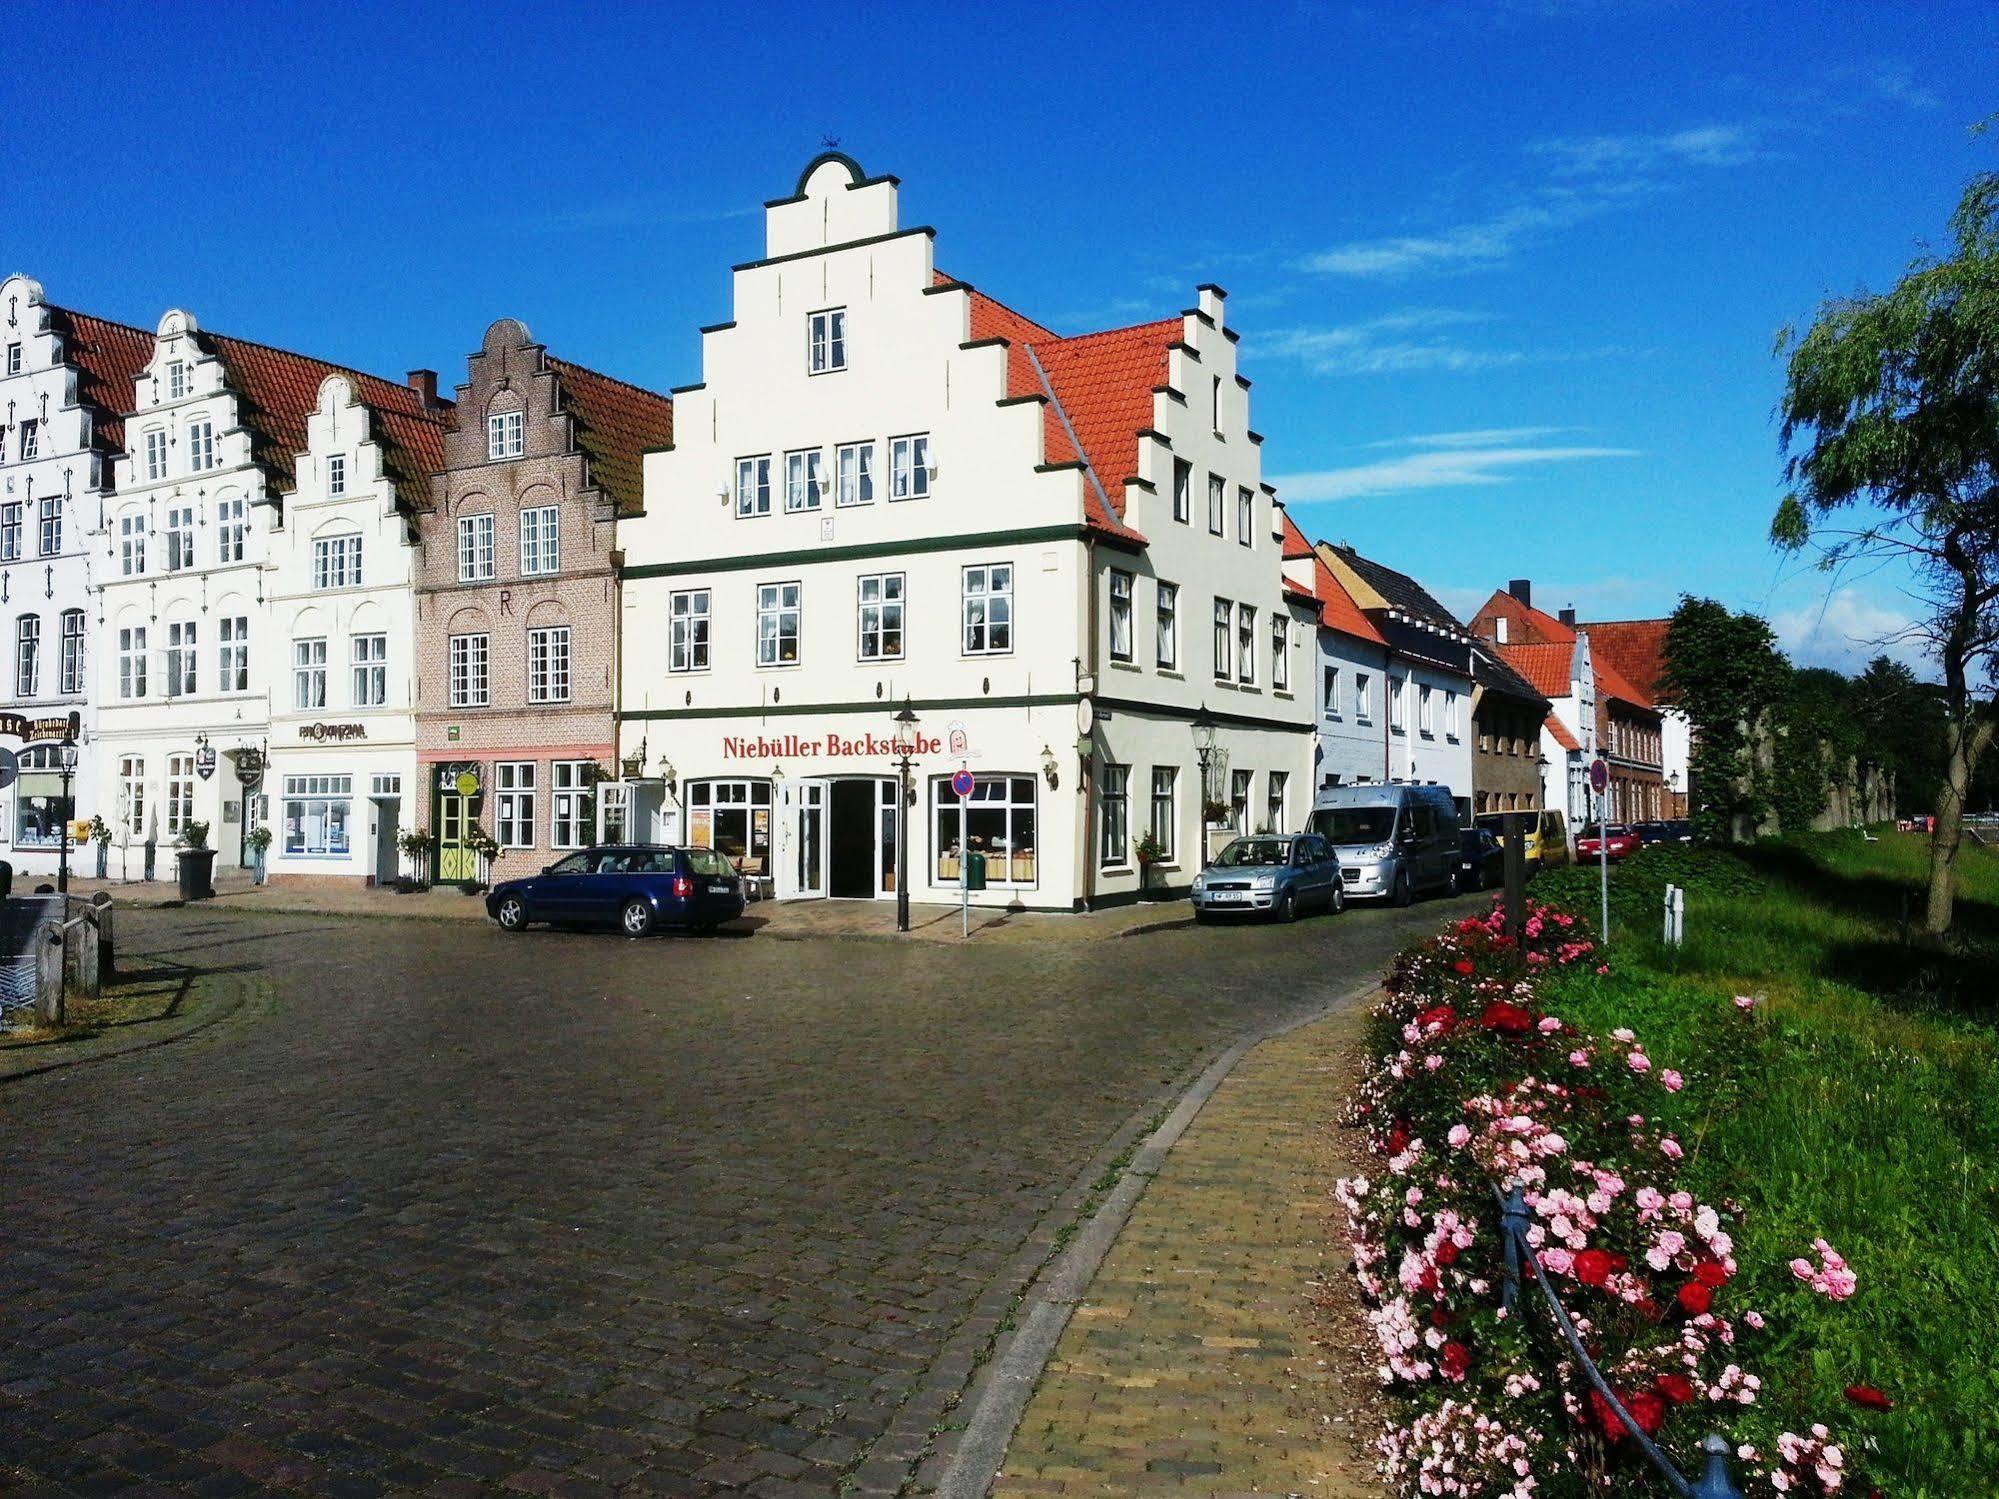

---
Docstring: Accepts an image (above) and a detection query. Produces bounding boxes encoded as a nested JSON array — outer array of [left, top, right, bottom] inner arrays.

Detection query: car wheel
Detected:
[[1330, 882, 1346, 915], [1194, 909, 1212, 925], [1277, 889, 1299, 923], [620, 899, 655, 938], [1393, 871, 1413, 907], [495, 894, 527, 932]]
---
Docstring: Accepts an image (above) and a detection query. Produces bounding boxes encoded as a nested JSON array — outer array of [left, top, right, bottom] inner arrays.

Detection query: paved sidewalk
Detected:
[[991, 1011, 1384, 1498], [57, 873, 1194, 942]]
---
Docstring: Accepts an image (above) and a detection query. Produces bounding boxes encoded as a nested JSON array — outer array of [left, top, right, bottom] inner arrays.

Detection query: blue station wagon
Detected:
[[486, 845, 747, 937]]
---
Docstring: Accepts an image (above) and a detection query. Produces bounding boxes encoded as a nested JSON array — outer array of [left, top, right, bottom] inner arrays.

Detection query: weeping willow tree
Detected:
[[1774, 170, 1999, 937]]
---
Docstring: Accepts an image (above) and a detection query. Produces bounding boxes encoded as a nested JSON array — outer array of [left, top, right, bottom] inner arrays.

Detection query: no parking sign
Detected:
[[951, 767, 975, 799]]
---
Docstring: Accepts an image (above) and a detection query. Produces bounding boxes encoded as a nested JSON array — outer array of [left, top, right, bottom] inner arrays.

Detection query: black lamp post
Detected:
[[1192, 704, 1218, 869], [893, 698, 919, 933], [57, 733, 78, 896]]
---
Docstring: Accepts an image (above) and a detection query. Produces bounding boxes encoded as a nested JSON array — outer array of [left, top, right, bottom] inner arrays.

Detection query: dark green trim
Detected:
[[1084, 886, 1194, 912], [642, 443, 674, 456], [618, 524, 1087, 580], [1094, 694, 1314, 734], [700, 321, 736, 335], [1234, 373, 1251, 389], [1137, 427, 1170, 445], [620, 691, 1078, 722], [960, 336, 1008, 352], [671, 381, 707, 395], [732, 226, 934, 274], [925, 280, 971, 296], [1034, 460, 1086, 475], [1197, 282, 1228, 299], [996, 393, 1046, 408], [1184, 307, 1215, 328], [1172, 340, 1201, 362], [1155, 385, 1187, 405]]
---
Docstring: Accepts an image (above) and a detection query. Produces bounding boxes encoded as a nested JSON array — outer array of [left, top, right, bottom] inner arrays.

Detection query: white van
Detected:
[[1308, 784, 1464, 904]]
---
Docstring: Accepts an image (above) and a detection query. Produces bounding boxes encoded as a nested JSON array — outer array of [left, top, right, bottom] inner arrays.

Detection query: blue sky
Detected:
[[15, 0, 1994, 674]]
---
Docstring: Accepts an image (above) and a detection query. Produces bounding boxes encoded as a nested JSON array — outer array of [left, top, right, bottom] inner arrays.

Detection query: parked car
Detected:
[[1473, 808, 1571, 871], [1663, 819, 1695, 843], [1190, 834, 1345, 922], [1457, 827, 1507, 890], [1634, 820, 1675, 846], [1575, 823, 1642, 861], [1308, 783, 1464, 903], [486, 844, 747, 936]]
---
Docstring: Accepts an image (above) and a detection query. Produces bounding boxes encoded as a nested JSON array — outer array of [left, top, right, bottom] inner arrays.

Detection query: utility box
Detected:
[[963, 852, 988, 892]]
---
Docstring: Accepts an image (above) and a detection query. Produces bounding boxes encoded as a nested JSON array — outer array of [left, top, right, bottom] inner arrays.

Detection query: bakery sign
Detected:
[[299, 722, 368, 742], [720, 730, 942, 760]]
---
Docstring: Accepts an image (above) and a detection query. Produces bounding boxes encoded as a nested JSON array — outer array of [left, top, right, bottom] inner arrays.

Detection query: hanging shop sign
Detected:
[[233, 748, 266, 788], [299, 722, 368, 742], [0, 711, 80, 743], [720, 730, 941, 761], [194, 744, 218, 780], [436, 761, 482, 796]]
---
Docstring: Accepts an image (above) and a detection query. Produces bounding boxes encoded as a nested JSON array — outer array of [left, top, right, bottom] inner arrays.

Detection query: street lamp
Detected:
[[892, 698, 920, 933], [1192, 704, 1218, 869], [57, 733, 78, 896]]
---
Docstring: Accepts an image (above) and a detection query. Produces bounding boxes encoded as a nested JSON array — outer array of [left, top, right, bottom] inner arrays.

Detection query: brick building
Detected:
[[415, 318, 671, 884], [1468, 643, 1550, 815]]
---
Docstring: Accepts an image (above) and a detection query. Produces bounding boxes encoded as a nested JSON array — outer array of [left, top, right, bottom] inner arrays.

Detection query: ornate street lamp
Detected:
[[57, 732, 79, 896], [1193, 704, 1218, 869], [892, 698, 920, 933]]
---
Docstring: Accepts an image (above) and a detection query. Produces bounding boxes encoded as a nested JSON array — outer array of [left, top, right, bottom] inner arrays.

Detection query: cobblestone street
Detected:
[[0, 898, 1463, 1496]]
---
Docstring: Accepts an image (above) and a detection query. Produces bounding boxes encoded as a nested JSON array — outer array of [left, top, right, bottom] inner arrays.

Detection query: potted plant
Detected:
[[395, 826, 433, 892], [1134, 830, 1167, 899], [88, 816, 111, 880], [1202, 798, 1231, 827], [463, 826, 501, 893], [175, 820, 216, 901], [245, 825, 273, 884]]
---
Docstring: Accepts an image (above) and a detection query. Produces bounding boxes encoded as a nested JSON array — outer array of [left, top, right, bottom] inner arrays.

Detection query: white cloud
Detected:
[[1528, 124, 1763, 177], [1770, 588, 1931, 675], [1256, 311, 1622, 376], [1373, 426, 1574, 449], [1299, 203, 1576, 278], [1272, 439, 1638, 502]]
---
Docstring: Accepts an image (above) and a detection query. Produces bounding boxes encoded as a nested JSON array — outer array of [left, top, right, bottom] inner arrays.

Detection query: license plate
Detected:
[[707, 883, 735, 894], [1209, 890, 1250, 903]]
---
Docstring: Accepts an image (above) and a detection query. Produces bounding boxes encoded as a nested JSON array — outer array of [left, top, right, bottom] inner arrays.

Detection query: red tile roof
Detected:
[[1545, 712, 1582, 753], [48, 307, 152, 454], [1472, 588, 1575, 644], [199, 329, 451, 509], [1497, 641, 1577, 698], [548, 357, 675, 517], [1276, 513, 1386, 644], [1579, 618, 1671, 706], [1592, 654, 1659, 714], [1279, 512, 1316, 561]]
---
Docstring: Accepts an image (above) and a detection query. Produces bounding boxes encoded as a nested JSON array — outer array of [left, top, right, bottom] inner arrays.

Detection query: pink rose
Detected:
[[1661, 1137, 1684, 1160], [1660, 1069, 1685, 1092]]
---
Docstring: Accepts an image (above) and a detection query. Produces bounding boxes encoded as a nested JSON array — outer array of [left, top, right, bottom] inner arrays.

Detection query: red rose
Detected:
[[1655, 1372, 1696, 1405], [1606, 1252, 1629, 1274], [1694, 1261, 1730, 1288], [1452, 959, 1476, 975], [1387, 1122, 1410, 1157], [1574, 1249, 1614, 1287], [1844, 1384, 1894, 1411], [1429, 1308, 1451, 1328], [1435, 1240, 1459, 1267], [1624, 1390, 1667, 1437], [1441, 1341, 1470, 1380], [1479, 1000, 1533, 1036], [1414, 1003, 1456, 1034], [1676, 1281, 1713, 1316]]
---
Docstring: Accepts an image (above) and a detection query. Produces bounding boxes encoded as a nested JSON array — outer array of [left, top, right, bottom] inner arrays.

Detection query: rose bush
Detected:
[[1339, 897, 1869, 1496]]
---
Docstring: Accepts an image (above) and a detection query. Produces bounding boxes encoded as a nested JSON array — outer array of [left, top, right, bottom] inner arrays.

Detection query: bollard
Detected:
[[92, 891, 115, 981], [1502, 814, 1527, 940], [71, 916, 101, 996], [35, 922, 65, 1027], [1693, 1432, 1744, 1499], [1663, 883, 1686, 947]]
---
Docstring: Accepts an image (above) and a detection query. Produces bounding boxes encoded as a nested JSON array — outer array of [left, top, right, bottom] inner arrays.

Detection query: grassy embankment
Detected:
[[1533, 832, 1999, 1495]]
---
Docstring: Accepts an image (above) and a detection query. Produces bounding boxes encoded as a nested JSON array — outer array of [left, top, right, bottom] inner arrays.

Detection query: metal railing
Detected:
[[1494, 1186, 1742, 1499]]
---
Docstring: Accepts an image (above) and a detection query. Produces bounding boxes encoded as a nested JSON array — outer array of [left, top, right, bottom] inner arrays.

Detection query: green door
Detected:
[[438, 792, 480, 882]]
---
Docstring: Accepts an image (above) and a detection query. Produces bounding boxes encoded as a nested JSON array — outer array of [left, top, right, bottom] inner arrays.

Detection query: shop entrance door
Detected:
[[781, 780, 826, 899], [371, 797, 400, 884], [828, 780, 878, 898], [437, 792, 479, 883]]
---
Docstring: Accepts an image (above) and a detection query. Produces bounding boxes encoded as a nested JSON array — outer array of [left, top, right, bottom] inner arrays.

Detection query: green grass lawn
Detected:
[[1540, 831, 1999, 1495]]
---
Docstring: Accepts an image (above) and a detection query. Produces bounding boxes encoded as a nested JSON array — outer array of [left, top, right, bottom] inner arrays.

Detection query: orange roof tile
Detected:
[[1032, 317, 1179, 542], [1580, 618, 1671, 706], [547, 357, 674, 517], [1592, 653, 1658, 713], [1497, 641, 1577, 698], [49, 307, 152, 454], [1472, 588, 1575, 644], [1279, 512, 1317, 561], [1313, 554, 1387, 645], [1545, 712, 1582, 752]]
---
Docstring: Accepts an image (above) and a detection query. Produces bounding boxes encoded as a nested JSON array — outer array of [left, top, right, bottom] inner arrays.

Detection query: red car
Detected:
[[1576, 823, 1641, 861]]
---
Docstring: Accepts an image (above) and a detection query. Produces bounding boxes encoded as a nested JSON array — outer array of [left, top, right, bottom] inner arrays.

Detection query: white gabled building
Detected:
[[0, 275, 151, 874], [91, 309, 444, 877], [264, 372, 446, 882], [615, 154, 1314, 910]]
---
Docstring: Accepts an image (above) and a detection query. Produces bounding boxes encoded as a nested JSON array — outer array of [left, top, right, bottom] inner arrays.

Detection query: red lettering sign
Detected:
[[719, 731, 941, 760]]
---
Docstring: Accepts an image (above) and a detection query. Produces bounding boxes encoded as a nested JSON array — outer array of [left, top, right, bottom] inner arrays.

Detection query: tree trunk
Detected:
[[1926, 710, 1996, 937]]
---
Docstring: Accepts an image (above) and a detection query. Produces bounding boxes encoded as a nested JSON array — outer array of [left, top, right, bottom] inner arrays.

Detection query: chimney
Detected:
[[406, 368, 439, 408], [1508, 578, 1532, 608], [1559, 607, 1577, 628]]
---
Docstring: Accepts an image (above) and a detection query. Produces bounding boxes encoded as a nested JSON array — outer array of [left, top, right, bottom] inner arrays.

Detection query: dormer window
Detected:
[[808, 308, 847, 374], [487, 410, 524, 460], [327, 453, 347, 496], [167, 359, 189, 399]]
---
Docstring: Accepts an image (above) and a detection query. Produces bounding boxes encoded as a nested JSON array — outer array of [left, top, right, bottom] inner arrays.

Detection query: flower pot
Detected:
[[175, 847, 217, 901]]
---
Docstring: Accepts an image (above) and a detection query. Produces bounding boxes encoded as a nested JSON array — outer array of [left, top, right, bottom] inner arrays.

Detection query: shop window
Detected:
[[857, 573, 904, 661], [216, 495, 246, 563], [1149, 767, 1177, 863], [495, 762, 536, 847], [528, 625, 570, 703], [756, 581, 801, 666], [688, 779, 773, 876], [550, 761, 594, 849], [520, 504, 560, 577], [736, 455, 773, 517], [218, 615, 249, 692], [934, 775, 1037, 888], [1156, 581, 1178, 669], [808, 308, 847, 374], [961, 563, 1012, 655], [457, 513, 495, 581], [670, 589, 710, 672], [283, 774, 353, 857], [12, 744, 72, 848], [837, 441, 874, 506], [166, 754, 195, 837], [1107, 569, 1133, 663], [1098, 763, 1130, 868]]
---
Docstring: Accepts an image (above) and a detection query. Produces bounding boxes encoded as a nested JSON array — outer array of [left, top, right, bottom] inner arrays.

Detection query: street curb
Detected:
[[924, 972, 1385, 1499], [0, 974, 257, 1087]]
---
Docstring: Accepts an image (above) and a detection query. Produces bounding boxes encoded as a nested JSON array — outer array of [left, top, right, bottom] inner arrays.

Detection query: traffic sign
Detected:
[[1588, 757, 1609, 794], [951, 768, 975, 799]]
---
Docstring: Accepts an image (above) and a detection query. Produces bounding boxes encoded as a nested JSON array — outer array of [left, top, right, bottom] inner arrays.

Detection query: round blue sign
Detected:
[[951, 768, 975, 798]]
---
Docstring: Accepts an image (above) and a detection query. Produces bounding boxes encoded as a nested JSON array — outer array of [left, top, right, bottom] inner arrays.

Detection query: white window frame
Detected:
[[1324, 664, 1343, 721], [166, 359, 188, 399], [186, 419, 216, 473], [551, 760, 594, 850], [1272, 613, 1290, 691], [669, 588, 711, 672], [449, 633, 490, 707], [143, 429, 167, 482], [495, 761, 536, 848], [1207, 473, 1225, 536], [784, 449, 825, 513], [756, 581, 802, 667], [857, 572, 905, 662], [808, 307, 848, 374], [1445, 689, 1460, 741], [166, 754, 196, 837], [736, 455, 773, 518], [520, 504, 560, 576], [1419, 682, 1435, 737], [281, 773, 354, 858], [456, 512, 495, 581], [119, 755, 146, 835], [1237, 486, 1254, 547], [1107, 569, 1134, 664], [351, 633, 387, 707], [1212, 597, 1232, 680], [15, 615, 39, 698], [961, 562, 1013, 656], [17, 419, 37, 462], [326, 453, 346, 496], [1390, 674, 1407, 735], [218, 614, 249, 693], [37, 495, 60, 557], [293, 637, 327, 711], [312, 533, 362, 590], [4, 343, 22, 377], [59, 609, 84, 696], [164, 504, 195, 572], [527, 625, 571, 704], [216, 495, 245, 564], [836, 441, 875, 507], [932, 775, 1039, 890], [889, 434, 931, 500], [487, 409, 524, 460], [165, 620, 197, 698], [0, 503, 19, 562], [1156, 581, 1178, 670], [1356, 671, 1374, 723], [119, 512, 146, 575], [118, 626, 147, 700], [1237, 603, 1256, 686]]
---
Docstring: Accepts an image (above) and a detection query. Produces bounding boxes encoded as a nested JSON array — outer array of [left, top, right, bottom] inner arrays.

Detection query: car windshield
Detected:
[[1215, 837, 1292, 868], [684, 848, 736, 878], [1579, 824, 1629, 840], [1310, 806, 1396, 845]]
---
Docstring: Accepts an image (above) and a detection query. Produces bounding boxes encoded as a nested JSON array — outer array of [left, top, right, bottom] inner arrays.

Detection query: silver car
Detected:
[[1190, 834, 1346, 922]]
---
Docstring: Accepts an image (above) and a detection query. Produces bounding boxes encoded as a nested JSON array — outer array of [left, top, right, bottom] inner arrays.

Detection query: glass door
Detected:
[[782, 779, 827, 899]]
